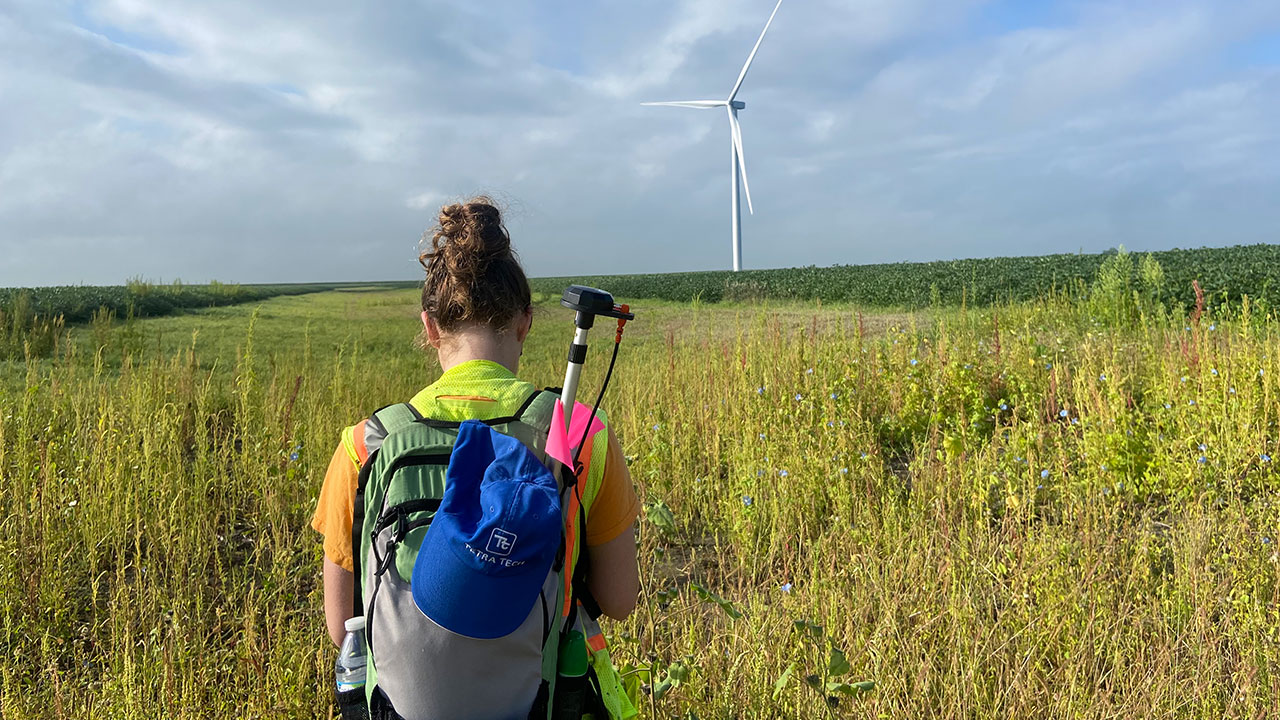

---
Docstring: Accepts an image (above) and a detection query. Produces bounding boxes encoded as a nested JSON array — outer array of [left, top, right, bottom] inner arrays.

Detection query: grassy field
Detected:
[[2, 285, 1278, 718]]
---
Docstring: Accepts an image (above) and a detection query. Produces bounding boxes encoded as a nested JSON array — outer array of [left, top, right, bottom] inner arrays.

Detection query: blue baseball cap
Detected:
[[412, 420, 562, 640]]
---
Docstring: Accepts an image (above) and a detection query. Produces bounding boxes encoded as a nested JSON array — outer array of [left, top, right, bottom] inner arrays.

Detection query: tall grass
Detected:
[[1, 288, 1277, 718]]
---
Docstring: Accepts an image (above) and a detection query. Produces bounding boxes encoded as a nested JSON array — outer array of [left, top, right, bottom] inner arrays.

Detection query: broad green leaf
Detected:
[[772, 662, 795, 700], [827, 647, 851, 677]]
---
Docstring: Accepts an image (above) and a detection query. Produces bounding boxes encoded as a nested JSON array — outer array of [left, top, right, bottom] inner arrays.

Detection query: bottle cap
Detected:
[[557, 630, 588, 677], [344, 616, 366, 632]]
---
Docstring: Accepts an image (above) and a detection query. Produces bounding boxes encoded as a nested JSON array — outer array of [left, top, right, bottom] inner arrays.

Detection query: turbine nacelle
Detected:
[[730, 100, 746, 110]]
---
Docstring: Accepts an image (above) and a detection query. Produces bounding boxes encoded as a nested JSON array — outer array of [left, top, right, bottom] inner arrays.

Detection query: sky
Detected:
[[1, 0, 1278, 286]]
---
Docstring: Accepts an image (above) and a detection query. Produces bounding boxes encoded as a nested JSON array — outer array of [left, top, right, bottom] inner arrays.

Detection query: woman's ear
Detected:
[[422, 311, 442, 349], [515, 306, 533, 343]]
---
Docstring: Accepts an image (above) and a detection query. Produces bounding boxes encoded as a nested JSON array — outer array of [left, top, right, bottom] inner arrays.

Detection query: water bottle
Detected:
[[335, 616, 369, 720], [551, 630, 588, 720]]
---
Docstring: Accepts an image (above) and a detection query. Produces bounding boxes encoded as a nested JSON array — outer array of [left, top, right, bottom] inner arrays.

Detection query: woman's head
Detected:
[[418, 197, 532, 365]]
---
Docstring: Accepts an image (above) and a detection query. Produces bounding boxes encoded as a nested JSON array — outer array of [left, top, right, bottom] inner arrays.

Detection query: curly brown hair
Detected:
[[418, 196, 531, 333]]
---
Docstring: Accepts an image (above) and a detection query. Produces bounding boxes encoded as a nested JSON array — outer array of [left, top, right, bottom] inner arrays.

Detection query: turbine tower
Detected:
[[643, 0, 783, 272]]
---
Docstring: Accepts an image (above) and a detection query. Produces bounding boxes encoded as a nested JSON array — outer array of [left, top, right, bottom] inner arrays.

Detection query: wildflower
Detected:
[[1263, 537, 1273, 545], [859, 452, 869, 460], [289, 451, 299, 462], [1036, 484, 1044, 490], [756, 386, 764, 395], [794, 393, 803, 402], [1209, 324, 1217, 331], [68, 500, 78, 508], [838, 420, 846, 427], [826, 421, 834, 427], [910, 359, 918, 366], [1071, 418, 1079, 425], [1210, 368, 1219, 376], [1260, 369, 1266, 377], [1198, 443, 1207, 452], [806, 367, 814, 375], [1262, 454, 1272, 463], [1163, 403, 1172, 409], [829, 392, 838, 400], [741, 495, 754, 507], [652, 424, 661, 431], [1045, 363, 1053, 370], [756, 470, 765, 477], [779, 470, 789, 478], [999, 403, 1009, 411], [1180, 376, 1188, 383], [1100, 464, 1108, 471], [1230, 387, 1237, 395], [964, 364, 973, 370], [839, 467, 848, 474], [758, 433, 766, 440], [1014, 456, 1024, 463], [1099, 374, 1107, 381], [780, 583, 793, 593], [1059, 409, 1068, 418], [1040, 469, 1050, 479], [1188, 400, 1196, 406]]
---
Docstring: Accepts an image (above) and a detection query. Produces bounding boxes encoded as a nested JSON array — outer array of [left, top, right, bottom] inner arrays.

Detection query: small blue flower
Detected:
[[999, 403, 1009, 411], [1180, 376, 1188, 383], [826, 421, 834, 427], [1263, 537, 1272, 545], [1040, 469, 1050, 479], [652, 424, 661, 431], [1015, 456, 1024, 463], [1230, 387, 1237, 395], [859, 452, 869, 460], [1188, 400, 1197, 406], [1045, 363, 1053, 370], [1198, 456, 1207, 464], [780, 582, 793, 593], [838, 420, 846, 427], [1209, 324, 1217, 331], [756, 386, 765, 395], [289, 451, 299, 462], [1185, 326, 1191, 331], [1100, 464, 1108, 471], [794, 393, 803, 402], [806, 367, 814, 375], [779, 470, 789, 478], [964, 364, 973, 370], [829, 392, 838, 400], [1099, 374, 1107, 381], [758, 433, 766, 440], [757, 469, 765, 477], [1071, 418, 1079, 425], [910, 359, 918, 366], [1163, 403, 1172, 409], [839, 467, 848, 474], [741, 495, 754, 507], [1260, 369, 1266, 377], [1036, 484, 1044, 490], [1262, 454, 1272, 463], [1059, 409, 1068, 418], [1211, 368, 1219, 376]]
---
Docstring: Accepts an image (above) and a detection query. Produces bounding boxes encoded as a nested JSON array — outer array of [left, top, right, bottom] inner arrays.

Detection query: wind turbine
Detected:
[[643, 0, 783, 272]]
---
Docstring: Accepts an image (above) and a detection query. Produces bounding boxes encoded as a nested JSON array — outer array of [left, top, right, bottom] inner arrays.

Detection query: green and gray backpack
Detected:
[[349, 389, 606, 720]]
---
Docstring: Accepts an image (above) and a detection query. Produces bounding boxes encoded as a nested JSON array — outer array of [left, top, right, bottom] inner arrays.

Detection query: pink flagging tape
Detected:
[[546, 398, 605, 469]]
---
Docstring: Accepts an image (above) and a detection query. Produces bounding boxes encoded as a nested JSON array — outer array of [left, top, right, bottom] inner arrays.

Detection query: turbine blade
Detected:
[[729, 109, 753, 215], [640, 100, 727, 109], [728, 0, 784, 102]]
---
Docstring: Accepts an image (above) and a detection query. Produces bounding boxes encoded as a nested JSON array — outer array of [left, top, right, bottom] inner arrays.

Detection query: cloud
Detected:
[[1, 0, 1279, 286]]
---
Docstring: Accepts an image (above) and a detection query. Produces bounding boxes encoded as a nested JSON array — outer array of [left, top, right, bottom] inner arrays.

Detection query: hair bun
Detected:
[[419, 196, 529, 332]]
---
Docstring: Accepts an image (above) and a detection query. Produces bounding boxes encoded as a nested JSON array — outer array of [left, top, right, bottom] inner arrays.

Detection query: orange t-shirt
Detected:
[[311, 415, 639, 573]]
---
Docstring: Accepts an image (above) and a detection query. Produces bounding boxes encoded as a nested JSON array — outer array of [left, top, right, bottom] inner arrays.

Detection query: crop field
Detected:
[[2, 265, 1279, 717], [530, 243, 1280, 309]]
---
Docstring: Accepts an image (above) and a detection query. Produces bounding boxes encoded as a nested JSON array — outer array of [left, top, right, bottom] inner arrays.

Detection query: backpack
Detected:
[[349, 389, 611, 720]]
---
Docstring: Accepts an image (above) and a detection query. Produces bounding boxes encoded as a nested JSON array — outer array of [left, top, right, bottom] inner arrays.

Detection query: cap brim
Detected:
[[411, 515, 554, 640]]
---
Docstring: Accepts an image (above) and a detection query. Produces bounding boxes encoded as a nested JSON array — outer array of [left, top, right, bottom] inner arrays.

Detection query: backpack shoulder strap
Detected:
[[351, 402, 424, 615]]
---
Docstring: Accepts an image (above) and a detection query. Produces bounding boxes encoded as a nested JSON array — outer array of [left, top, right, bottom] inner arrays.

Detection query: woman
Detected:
[[310, 198, 640, 714]]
